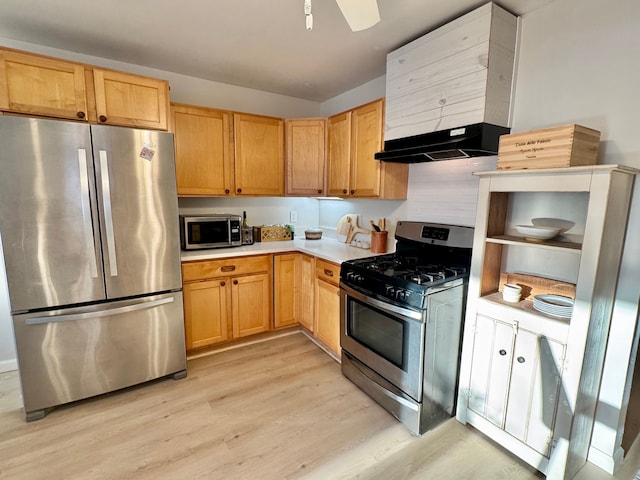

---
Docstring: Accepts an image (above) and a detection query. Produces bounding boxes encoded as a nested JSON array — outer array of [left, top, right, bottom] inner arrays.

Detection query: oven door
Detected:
[[340, 283, 425, 401]]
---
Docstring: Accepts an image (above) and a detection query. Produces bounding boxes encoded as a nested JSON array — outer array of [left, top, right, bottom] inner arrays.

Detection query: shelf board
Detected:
[[486, 235, 582, 253], [477, 293, 571, 341]]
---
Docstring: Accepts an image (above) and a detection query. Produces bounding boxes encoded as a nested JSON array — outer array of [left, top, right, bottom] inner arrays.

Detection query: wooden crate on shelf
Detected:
[[497, 124, 600, 170], [499, 272, 576, 300]]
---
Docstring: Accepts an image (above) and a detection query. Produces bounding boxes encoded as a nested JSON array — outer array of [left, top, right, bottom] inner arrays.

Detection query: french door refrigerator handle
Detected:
[[77, 148, 98, 279], [99, 149, 118, 276], [25, 297, 174, 325]]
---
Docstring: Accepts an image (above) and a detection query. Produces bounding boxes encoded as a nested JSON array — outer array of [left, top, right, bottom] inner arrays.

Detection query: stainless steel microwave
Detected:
[[179, 214, 242, 250]]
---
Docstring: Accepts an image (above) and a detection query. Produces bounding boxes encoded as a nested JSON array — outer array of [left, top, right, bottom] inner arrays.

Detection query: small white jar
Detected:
[[502, 283, 522, 303]]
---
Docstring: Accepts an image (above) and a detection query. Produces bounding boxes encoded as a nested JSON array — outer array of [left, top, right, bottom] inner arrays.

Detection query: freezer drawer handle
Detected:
[[99, 150, 118, 277], [78, 149, 99, 279], [25, 297, 174, 325]]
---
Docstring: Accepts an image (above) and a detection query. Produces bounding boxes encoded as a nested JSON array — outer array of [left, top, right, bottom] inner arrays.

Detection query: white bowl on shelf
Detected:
[[531, 217, 575, 234], [516, 224, 562, 241]]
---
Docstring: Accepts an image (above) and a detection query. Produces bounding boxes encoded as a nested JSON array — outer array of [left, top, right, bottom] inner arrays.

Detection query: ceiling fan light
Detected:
[[336, 0, 380, 32]]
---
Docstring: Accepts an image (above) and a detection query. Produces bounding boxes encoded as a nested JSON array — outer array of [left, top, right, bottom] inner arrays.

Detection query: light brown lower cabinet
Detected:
[[183, 279, 229, 350], [296, 254, 315, 332], [182, 255, 272, 351], [183, 253, 340, 356], [274, 253, 315, 331], [273, 254, 298, 328], [314, 259, 341, 356]]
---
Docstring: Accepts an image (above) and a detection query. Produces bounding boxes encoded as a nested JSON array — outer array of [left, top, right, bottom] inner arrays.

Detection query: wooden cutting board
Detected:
[[336, 214, 359, 242], [499, 272, 576, 300]]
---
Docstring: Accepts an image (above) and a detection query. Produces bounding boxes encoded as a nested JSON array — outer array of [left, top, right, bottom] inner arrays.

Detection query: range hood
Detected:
[[375, 123, 510, 163]]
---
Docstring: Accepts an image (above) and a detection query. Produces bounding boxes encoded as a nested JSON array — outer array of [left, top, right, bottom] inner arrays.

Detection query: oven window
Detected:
[[347, 298, 405, 368], [188, 222, 227, 244]]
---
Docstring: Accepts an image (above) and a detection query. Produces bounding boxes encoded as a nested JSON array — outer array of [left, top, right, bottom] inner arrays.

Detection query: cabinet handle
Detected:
[[77, 111, 86, 119], [220, 281, 226, 287], [350, 189, 355, 195], [225, 189, 230, 194], [237, 188, 242, 193], [517, 356, 526, 363], [342, 189, 348, 194], [317, 189, 322, 194], [233, 279, 238, 285], [499, 349, 507, 356], [99, 115, 107, 123], [221, 265, 236, 272], [324, 269, 334, 277]]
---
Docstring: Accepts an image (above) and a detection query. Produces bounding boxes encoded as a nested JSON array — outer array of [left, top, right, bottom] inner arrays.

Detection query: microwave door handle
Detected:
[[78, 149, 99, 279], [99, 150, 118, 277]]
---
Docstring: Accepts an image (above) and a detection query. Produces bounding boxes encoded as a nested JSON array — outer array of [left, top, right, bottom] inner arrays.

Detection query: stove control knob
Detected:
[[385, 285, 395, 296], [396, 289, 410, 301]]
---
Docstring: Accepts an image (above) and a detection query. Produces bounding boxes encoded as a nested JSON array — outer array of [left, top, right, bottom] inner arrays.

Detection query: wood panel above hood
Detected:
[[384, 2, 518, 142]]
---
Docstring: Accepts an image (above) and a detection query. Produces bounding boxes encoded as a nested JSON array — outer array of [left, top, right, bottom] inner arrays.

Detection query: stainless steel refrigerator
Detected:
[[0, 115, 186, 421]]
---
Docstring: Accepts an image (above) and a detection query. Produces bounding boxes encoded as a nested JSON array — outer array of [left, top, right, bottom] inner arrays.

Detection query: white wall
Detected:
[[513, 0, 640, 471]]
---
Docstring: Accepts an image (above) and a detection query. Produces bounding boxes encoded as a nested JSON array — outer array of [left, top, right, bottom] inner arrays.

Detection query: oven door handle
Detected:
[[346, 353, 419, 412], [340, 283, 424, 322]]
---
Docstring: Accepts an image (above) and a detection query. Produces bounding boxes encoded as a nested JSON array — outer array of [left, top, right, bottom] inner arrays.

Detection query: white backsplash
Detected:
[[405, 156, 498, 227]]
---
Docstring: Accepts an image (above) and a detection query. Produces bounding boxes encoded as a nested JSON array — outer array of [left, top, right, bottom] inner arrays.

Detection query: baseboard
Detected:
[[0, 358, 18, 373], [587, 444, 624, 474]]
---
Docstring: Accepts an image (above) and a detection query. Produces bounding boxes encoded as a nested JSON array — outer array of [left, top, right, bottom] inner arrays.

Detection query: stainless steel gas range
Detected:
[[340, 221, 474, 435]]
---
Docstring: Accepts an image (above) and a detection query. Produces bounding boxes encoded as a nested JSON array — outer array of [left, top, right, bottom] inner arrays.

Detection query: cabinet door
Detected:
[[93, 69, 169, 130], [231, 273, 272, 337], [326, 111, 351, 196], [350, 99, 383, 197], [183, 279, 230, 350], [274, 254, 297, 328], [296, 254, 315, 332], [234, 113, 284, 195], [0, 50, 88, 121], [286, 119, 326, 196], [171, 104, 234, 196], [467, 315, 514, 427], [505, 330, 565, 457], [314, 278, 340, 355]]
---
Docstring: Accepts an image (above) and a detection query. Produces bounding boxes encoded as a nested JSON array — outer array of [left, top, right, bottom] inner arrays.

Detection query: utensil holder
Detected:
[[370, 231, 388, 253]]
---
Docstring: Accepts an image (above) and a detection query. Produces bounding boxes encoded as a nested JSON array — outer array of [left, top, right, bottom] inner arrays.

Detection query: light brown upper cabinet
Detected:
[[0, 47, 170, 130], [92, 69, 169, 130], [0, 49, 88, 121], [234, 113, 284, 196], [170, 103, 234, 196], [327, 99, 408, 199], [285, 118, 326, 196]]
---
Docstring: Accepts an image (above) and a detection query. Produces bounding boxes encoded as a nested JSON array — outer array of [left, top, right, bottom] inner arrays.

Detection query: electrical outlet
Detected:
[[290, 211, 298, 223]]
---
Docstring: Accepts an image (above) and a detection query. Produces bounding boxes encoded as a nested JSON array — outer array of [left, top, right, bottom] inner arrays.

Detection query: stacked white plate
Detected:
[[533, 294, 574, 318]]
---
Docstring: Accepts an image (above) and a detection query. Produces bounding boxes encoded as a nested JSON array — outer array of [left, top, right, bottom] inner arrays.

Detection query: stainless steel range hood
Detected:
[[375, 123, 510, 163]]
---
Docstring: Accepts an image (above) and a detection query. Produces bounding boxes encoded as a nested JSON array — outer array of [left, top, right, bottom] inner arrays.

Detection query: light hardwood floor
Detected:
[[1, 332, 639, 479]]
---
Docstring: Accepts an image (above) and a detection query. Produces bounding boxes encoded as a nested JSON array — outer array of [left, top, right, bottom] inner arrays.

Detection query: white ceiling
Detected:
[[0, 0, 555, 102]]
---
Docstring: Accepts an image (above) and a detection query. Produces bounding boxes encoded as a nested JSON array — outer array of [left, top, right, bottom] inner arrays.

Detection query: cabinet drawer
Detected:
[[182, 255, 271, 282], [316, 259, 340, 286]]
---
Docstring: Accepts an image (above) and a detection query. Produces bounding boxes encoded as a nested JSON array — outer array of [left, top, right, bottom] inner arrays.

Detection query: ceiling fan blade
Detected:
[[335, 0, 380, 32]]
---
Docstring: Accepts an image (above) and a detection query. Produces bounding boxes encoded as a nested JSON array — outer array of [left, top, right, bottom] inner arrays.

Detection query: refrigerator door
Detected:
[[0, 116, 106, 312], [12, 291, 186, 419], [91, 125, 182, 299]]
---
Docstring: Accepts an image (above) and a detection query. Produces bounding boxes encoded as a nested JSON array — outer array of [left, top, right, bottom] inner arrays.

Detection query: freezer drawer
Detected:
[[12, 292, 186, 419]]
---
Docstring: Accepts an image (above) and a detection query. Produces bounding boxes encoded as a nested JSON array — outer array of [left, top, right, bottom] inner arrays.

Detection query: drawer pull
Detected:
[[221, 265, 236, 272], [324, 269, 334, 277], [499, 349, 507, 356]]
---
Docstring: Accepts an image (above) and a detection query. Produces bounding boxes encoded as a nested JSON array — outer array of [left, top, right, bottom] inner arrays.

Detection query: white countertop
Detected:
[[180, 237, 390, 264]]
